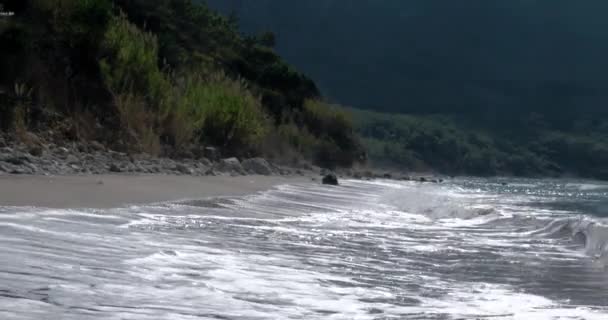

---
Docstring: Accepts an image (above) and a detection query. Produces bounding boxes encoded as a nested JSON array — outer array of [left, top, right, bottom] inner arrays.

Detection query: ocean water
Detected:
[[1, 178, 608, 319]]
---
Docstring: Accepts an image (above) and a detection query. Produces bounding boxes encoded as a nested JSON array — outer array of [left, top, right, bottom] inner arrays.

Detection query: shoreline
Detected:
[[0, 174, 312, 209]]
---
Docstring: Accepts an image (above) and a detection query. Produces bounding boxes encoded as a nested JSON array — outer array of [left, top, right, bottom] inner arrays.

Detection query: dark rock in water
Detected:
[[383, 173, 392, 179], [322, 173, 339, 185], [241, 158, 273, 175], [419, 177, 427, 182], [501, 182, 508, 186]]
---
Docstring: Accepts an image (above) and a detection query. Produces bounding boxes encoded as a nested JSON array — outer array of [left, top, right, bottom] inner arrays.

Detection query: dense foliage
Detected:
[[353, 109, 608, 180], [207, 0, 608, 179], [0, 0, 362, 167]]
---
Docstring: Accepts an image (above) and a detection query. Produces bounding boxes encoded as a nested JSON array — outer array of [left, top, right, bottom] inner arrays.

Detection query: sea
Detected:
[[2, 177, 608, 319]]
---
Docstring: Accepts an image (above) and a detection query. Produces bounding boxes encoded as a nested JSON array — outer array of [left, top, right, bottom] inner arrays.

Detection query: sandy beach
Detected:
[[0, 174, 311, 208]]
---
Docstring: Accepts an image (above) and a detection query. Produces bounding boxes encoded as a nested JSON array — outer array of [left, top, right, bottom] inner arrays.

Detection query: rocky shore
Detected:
[[0, 134, 441, 184], [0, 136, 314, 177]]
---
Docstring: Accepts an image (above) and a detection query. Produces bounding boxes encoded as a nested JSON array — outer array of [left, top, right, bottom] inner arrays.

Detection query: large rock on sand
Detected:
[[322, 173, 339, 185], [241, 158, 274, 175]]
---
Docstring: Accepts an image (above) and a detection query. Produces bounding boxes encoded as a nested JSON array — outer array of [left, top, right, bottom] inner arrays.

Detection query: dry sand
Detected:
[[0, 174, 312, 208]]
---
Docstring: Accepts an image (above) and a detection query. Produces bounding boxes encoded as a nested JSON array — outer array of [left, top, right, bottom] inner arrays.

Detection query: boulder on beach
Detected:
[[241, 158, 274, 175], [322, 173, 339, 185]]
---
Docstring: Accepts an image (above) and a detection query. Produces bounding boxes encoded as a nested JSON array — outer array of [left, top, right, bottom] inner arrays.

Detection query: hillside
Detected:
[[207, 0, 608, 123], [0, 0, 363, 169], [208, 0, 608, 180]]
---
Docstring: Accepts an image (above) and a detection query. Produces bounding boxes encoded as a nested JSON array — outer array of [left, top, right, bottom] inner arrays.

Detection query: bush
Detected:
[[194, 73, 269, 154], [98, 12, 172, 153], [99, 13, 170, 107], [302, 100, 363, 168]]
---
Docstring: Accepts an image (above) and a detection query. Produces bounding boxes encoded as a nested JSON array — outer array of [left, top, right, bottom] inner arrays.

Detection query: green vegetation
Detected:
[[352, 108, 608, 179], [0, 0, 362, 167], [2, 0, 604, 179]]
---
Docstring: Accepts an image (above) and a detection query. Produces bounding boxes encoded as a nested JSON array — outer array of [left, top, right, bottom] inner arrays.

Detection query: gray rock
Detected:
[[90, 141, 105, 151], [11, 166, 31, 175], [322, 173, 339, 185], [66, 154, 79, 164], [204, 147, 220, 161], [241, 158, 274, 175], [28, 145, 44, 157], [215, 157, 245, 174], [1, 146, 14, 154], [109, 163, 122, 173], [199, 158, 212, 167], [175, 163, 193, 175], [3, 152, 31, 165]]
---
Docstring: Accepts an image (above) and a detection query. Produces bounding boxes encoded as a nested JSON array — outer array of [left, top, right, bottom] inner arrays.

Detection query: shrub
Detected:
[[194, 73, 269, 154], [99, 13, 170, 107], [114, 92, 160, 154], [99, 13, 168, 153], [302, 99, 363, 168]]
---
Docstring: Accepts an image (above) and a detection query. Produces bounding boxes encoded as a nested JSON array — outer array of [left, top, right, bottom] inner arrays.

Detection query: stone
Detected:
[[203, 147, 220, 161], [199, 158, 212, 167], [241, 158, 274, 175], [215, 157, 245, 174], [3, 152, 31, 165], [90, 141, 105, 151], [175, 163, 193, 175], [322, 173, 339, 185], [383, 173, 392, 179], [28, 145, 44, 157], [66, 154, 79, 164], [109, 163, 122, 173]]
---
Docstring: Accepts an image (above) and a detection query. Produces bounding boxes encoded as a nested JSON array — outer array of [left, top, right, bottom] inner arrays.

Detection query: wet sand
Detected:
[[0, 174, 311, 208]]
